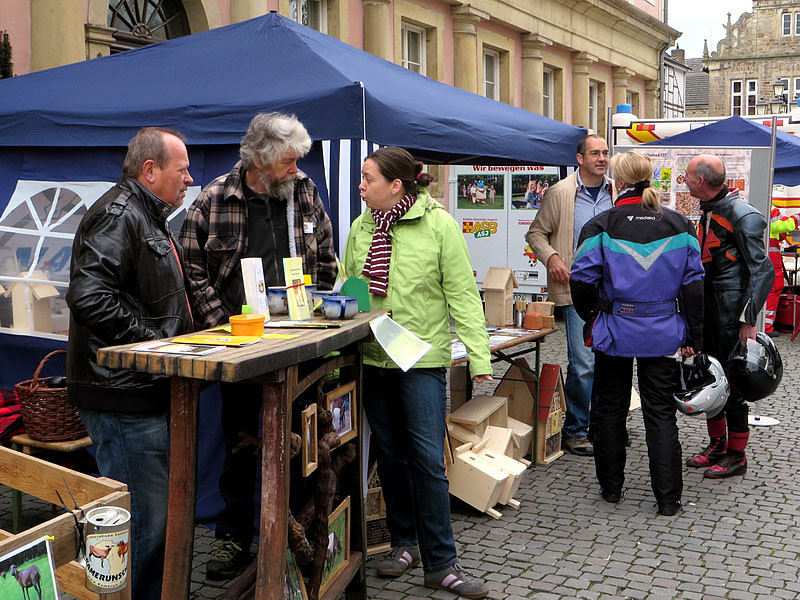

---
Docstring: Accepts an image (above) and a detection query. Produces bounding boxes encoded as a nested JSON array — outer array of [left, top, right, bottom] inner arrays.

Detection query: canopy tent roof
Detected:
[[0, 13, 584, 166], [645, 115, 800, 186]]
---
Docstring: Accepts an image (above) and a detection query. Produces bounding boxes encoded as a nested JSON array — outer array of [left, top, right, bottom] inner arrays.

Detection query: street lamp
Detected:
[[755, 98, 769, 115], [771, 79, 789, 113]]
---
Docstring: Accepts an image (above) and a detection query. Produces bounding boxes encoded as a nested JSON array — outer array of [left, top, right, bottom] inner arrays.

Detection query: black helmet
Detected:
[[674, 354, 729, 419], [727, 332, 783, 402]]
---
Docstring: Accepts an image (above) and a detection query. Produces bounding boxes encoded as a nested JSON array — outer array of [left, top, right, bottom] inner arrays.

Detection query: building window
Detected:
[[542, 68, 554, 118], [401, 24, 426, 75], [796, 13, 800, 35], [483, 49, 500, 100], [107, 0, 190, 53], [783, 13, 792, 36], [731, 80, 742, 115], [794, 77, 800, 102], [746, 79, 758, 116], [289, 0, 327, 32], [588, 82, 599, 132]]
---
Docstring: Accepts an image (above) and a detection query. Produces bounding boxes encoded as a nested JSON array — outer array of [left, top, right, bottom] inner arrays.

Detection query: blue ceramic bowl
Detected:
[[321, 295, 358, 319], [312, 290, 339, 312]]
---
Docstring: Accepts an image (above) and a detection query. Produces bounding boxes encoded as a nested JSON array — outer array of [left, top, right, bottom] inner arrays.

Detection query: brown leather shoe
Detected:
[[562, 435, 593, 456]]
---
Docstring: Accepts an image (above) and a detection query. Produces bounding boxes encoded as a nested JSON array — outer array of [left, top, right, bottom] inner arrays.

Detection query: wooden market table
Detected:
[[97, 310, 385, 600], [451, 327, 556, 405]]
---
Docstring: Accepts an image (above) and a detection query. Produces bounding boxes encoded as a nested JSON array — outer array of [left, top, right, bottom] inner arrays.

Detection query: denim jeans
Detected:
[[562, 305, 596, 438], [79, 409, 169, 600], [363, 366, 457, 571]]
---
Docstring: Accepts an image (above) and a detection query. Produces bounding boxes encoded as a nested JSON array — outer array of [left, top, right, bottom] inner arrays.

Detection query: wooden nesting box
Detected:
[[2, 270, 59, 332], [482, 267, 517, 326], [481, 425, 514, 458], [365, 465, 391, 555], [474, 446, 527, 508], [448, 395, 508, 438], [493, 359, 538, 428], [507, 417, 533, 462], [535, 364, 566, 464], [446, 443, 509, 519]]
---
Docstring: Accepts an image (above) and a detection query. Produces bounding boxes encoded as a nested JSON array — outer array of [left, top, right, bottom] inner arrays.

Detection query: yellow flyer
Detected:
[[283, 257, 310, 320]]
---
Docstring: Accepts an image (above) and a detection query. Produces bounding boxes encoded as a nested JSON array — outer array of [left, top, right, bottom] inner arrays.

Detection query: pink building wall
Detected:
[[3, 0, 32, 75]]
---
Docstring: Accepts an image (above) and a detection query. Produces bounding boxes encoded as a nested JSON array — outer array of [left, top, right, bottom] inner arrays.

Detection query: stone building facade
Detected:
[[705, 0, 800, 117], [5, 0, 677, 132]]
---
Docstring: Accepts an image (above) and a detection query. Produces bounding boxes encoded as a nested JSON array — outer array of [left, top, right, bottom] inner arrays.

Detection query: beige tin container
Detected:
[[84, 506, 131, 594]]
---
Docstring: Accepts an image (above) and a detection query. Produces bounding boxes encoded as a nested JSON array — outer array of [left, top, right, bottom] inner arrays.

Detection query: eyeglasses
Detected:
[[584, 150, 609, 158]]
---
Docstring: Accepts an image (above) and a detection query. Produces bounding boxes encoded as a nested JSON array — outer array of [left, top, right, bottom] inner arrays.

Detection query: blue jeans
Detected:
[[562, 305, 595, 438], [363, 366, 457, 571], [79, 409, 169, 600]]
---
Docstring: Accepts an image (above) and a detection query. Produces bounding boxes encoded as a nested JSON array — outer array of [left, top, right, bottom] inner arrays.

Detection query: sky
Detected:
[[667, 0, 753, 58]]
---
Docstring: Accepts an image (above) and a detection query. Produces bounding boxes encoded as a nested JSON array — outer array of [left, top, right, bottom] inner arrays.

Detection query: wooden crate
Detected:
[[0, 446, 130, 600], [448, 395, 508, 438], [535, 364, 566, 465]]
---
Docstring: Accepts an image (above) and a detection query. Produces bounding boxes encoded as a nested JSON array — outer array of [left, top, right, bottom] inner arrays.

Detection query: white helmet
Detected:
[[674, 354, 729, 419]]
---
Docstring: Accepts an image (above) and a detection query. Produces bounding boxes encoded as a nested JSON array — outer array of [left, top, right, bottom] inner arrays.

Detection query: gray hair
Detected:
[[693, 157, 726, 188], [239, 112, 312, 169], [122, 127, 186, 178]]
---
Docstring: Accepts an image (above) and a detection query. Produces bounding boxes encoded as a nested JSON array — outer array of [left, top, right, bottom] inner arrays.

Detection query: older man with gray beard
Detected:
[[179, 112, 336, 579]]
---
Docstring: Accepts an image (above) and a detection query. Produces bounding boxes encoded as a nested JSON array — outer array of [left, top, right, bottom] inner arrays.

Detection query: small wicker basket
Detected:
[[15, 350, 87, 442]]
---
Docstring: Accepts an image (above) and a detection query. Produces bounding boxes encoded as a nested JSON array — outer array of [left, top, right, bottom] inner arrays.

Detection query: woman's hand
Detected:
[[473, 374, 494, 384]]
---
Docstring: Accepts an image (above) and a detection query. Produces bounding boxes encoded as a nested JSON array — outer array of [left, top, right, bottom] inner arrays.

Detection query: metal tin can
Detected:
[[84, 506, 131, 594]]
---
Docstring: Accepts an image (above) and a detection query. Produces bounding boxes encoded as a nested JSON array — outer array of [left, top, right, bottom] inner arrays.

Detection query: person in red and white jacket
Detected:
[[766, 207, 800, 333]]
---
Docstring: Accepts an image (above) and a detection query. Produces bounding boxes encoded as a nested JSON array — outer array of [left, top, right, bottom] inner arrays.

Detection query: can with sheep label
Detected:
[[84, 506, 130, 594]]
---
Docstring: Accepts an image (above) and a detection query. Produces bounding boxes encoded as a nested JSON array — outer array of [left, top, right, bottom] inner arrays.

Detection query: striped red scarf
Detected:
[[363, 193, 416, 296]]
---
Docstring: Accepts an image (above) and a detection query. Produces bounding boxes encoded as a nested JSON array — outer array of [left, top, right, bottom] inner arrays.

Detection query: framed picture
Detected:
[[319, 496, 351, 596], [325, 382, 357, 445], [301, 403, 318, 477], [0, 536, 60, 599], [284, 548, 308, 600]]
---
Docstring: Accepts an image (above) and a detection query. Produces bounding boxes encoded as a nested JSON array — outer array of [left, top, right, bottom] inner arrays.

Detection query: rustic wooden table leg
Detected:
[[255, 373, 291, 599], [161, 376, 202, 600]]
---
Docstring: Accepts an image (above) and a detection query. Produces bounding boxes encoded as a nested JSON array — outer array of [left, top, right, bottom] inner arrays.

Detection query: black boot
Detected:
[[686, 436, 727, 468]]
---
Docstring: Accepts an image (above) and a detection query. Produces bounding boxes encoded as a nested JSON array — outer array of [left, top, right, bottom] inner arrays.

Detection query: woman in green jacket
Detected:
[[344, 147, 492, 599]]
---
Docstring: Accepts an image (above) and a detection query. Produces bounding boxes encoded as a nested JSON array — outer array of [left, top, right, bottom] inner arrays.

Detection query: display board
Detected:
[[613, 146, 773, 224], [449, 165, 560, 297]]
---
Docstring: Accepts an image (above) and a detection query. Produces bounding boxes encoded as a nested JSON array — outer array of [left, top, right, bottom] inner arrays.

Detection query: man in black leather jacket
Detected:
[[684, 154, 772, 479], [66, 127, 194, 600]]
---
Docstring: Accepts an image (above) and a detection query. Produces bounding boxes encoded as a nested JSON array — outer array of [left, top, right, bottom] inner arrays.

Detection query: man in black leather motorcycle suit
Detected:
[[66, 127, 194, 600], [684, 154, 772, 479]]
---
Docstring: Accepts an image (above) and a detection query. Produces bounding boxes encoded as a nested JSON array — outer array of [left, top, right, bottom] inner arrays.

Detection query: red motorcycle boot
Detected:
[[704, 431, 748, 479], [686, 436, 727, 467], [704, 450, 747, 478]]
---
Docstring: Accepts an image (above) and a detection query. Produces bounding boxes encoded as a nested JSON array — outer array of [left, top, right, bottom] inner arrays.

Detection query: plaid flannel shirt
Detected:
[[179, 161, 337, 329]]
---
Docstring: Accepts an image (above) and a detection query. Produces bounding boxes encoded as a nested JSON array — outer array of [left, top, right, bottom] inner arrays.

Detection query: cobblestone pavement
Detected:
[[3, 319, 799, 599]]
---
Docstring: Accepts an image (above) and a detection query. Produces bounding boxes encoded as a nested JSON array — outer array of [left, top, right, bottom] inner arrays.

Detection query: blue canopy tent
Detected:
[[0, 12, 584, 522], [645, 115, 800, 186]]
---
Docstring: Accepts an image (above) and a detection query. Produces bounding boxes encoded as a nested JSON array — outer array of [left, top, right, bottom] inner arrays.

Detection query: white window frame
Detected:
[[731, 79, 743, 116], [289, 0, 327, 33], [588, 82, 599, 132], [483, 48, 500, 100], [794, 77, 800, 102], [795, 13, 800, 35], [782, 13, 792, 36], [746, 79, 758, 116], [401, 23, 426, 75], [542, 68, 554, 118]]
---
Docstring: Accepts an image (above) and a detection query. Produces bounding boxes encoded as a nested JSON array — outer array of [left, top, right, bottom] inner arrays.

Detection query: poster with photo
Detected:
[[627, 147, 756, 223], [0, 536, 59, 600], [510, 173, 560, 210], [456, 174, 504, 210]]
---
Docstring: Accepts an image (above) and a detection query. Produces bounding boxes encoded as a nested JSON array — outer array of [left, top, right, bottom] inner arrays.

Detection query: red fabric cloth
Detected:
[[0, 387, 19, 407], [363, 193, 415, 296]]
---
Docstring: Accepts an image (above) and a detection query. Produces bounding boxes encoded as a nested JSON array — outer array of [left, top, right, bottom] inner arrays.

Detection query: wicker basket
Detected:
[[15, 350, 87, 442]]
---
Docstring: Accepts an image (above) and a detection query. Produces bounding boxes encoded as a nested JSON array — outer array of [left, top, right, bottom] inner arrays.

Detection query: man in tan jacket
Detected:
[[526, 134, 616, 456]]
